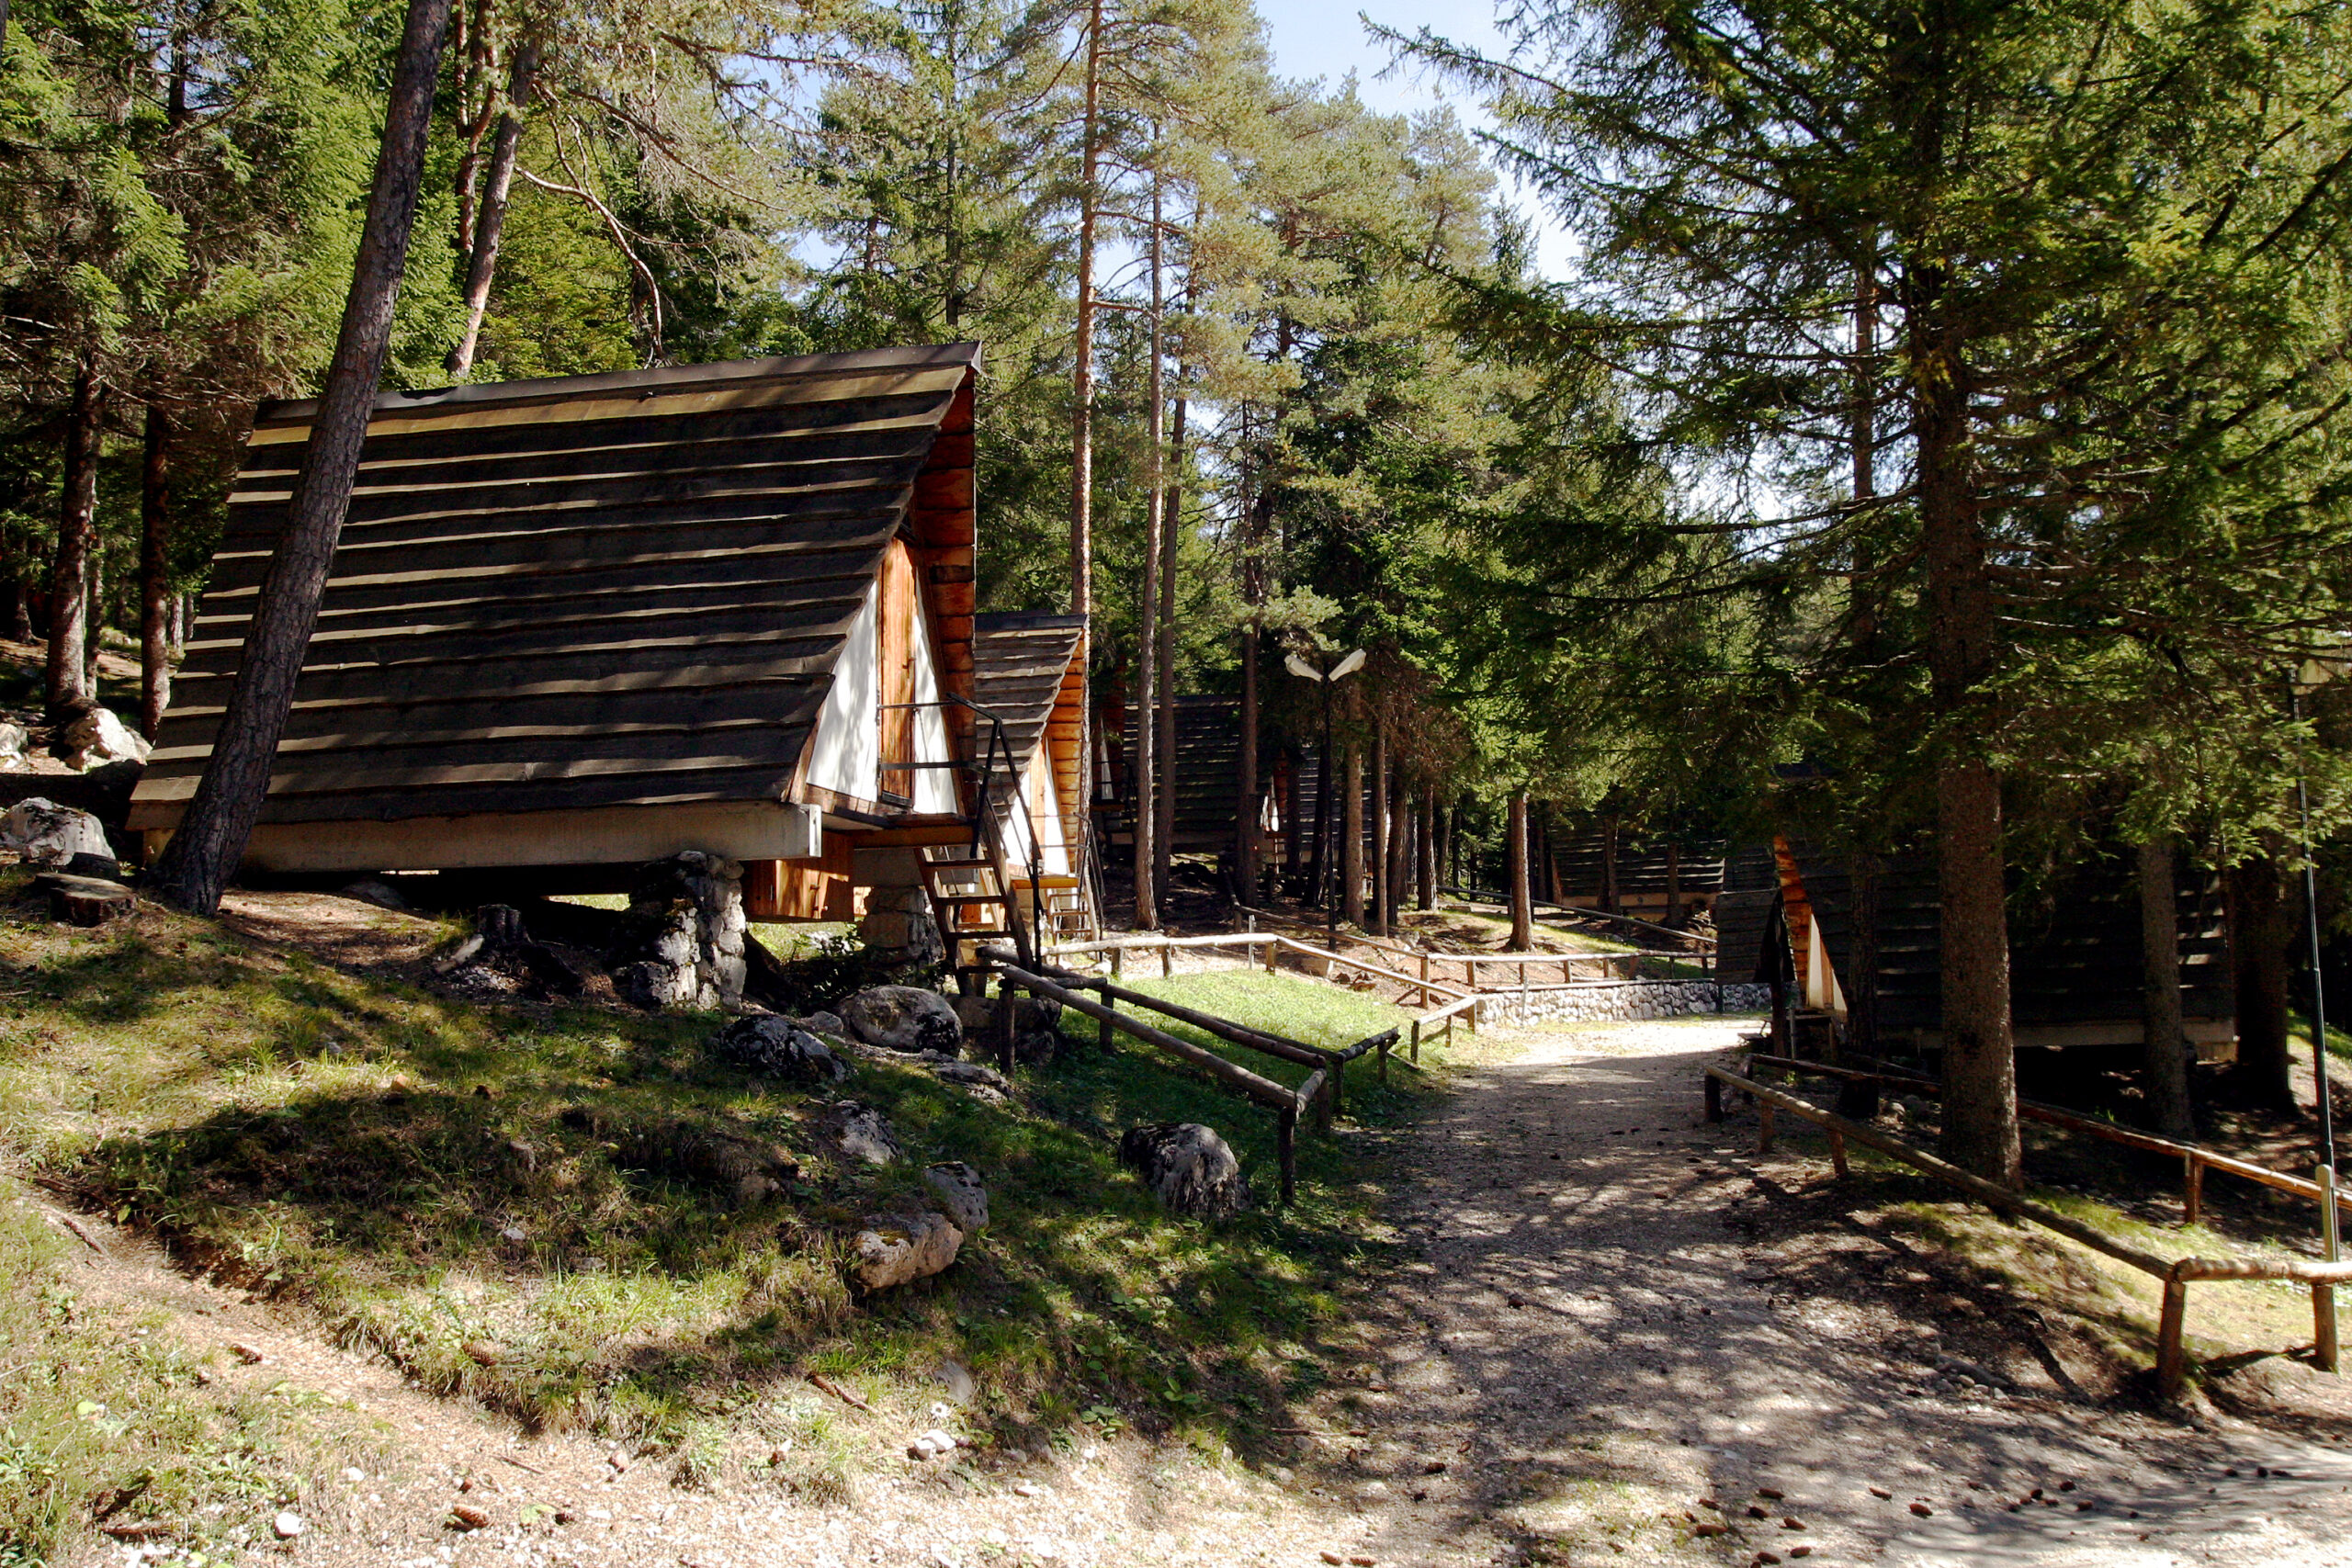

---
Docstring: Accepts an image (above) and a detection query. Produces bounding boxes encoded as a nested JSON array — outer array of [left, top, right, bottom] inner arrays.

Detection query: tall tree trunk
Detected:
[[46, 358, 101, 721], [1308, 724, 1331, 908], [1599, 814, 1619, 913], [2139, 836, 2194, 1137], [1237, 479, 1266, 899], [139, 402, 175, 737], [147, 0, 455, 913], [448, 33, 540, 377], [2230, 849, 2295, 1108], [1155, 376, 1184, 912], [1917, 306, 2019, 1184], [1371, 719, 1389, 936], [1509, 790, 1532, 951], [84, 550, 102, 694], [1385, 765, 1407, 931], [1666, 840, 1682, 926], [1341, 737, 1364, 928], [1416, 782, 1436, 910], [1067, 0, 1102, 845], [1132, 185, 1163, 931]]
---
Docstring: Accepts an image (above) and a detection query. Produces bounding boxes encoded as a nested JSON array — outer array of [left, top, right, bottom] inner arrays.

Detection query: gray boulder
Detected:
[[614, 1120, 799, 1208], [842, 985, 961, 1054], [954, 993, 1063, 1064], [1119, 1122, 1253, 1220], [0, 721, 27, 768], [712, 1015, 848, 1083], [849, 1211, 962, 1291], [0, 798, 112, 869], [802, 1010, 847, 1038], [814, 1100, 902, 1166], [58, 707, 149, 772], [921, 1162, 989, 1232], [928, 1059, 1013, 1104]]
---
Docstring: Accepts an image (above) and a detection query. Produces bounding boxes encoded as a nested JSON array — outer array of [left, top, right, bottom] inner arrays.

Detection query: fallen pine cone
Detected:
[[1909, 1502, 1933, 1517], [449, 1505, 491, 1530]]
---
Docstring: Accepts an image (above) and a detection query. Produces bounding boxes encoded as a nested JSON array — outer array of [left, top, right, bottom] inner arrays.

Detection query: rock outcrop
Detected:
[[921, 1161, 989, 1232], [841, 985, 961, 1055], [1119, 1122, 1252, 1220], [711, 1015, 849, 1083], [0, 797, 113, 870], [813, 1100, 903, 1167], [850, 1212, 962, 1290]]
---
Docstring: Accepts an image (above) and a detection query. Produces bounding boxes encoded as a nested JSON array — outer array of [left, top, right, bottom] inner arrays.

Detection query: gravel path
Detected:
[[1283, 1015, 2352, 1567], [59, 1014, 2352, 1568]]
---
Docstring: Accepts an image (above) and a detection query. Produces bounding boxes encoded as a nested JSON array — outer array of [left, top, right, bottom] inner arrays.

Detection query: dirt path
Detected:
[[50, 1015, 2352, 1567], [1287, 1016, 2352, 1567]]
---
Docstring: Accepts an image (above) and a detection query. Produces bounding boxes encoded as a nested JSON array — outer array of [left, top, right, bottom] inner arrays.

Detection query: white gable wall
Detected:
[[802, 574, 959, 815]]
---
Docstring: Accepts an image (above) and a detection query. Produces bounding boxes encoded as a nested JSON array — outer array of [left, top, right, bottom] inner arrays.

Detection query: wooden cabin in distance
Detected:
[[129, 343, 1083, 971]]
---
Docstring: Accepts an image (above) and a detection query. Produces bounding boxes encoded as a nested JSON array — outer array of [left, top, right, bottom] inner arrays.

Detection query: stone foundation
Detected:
[[1480, 979, 1772, 1027], [611, 852, 749, 1010]]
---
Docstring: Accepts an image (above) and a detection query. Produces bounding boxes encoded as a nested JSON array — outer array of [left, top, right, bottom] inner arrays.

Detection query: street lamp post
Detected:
[[1287, 649, 1364, 941], [2292, 650, 2346, 1362]]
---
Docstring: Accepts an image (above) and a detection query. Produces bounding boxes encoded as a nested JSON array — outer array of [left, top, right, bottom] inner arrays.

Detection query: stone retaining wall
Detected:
[[1479, 980, 1771, 1027]]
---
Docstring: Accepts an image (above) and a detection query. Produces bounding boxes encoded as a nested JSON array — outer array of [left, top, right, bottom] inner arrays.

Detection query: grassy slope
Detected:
[[0, 874, 1448, 1560]]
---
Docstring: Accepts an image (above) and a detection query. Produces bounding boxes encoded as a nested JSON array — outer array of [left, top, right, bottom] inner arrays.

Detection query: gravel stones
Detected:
[[711, 1015, 849, 1082], [841, 985, 962, 1054], [852, 1211, 963, 1290], [1118, 1122, 1252, 1220], [921, 1161, 989, 1231]]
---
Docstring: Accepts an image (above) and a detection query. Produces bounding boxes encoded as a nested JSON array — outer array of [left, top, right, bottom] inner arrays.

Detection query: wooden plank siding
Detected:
[[130, 344, 983, 846]]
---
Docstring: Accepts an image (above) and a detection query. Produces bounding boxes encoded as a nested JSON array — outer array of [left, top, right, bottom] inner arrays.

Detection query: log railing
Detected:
[[1704, 1064, 2350, 1397], [990, 959, 1395, 1205]]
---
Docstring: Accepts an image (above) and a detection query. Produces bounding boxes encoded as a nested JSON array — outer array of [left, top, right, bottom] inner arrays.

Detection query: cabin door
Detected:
[[876, 539, 918, 803]]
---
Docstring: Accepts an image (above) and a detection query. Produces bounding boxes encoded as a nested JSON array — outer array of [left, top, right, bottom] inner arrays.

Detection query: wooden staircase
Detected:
[[922, 837, 1020, 992]]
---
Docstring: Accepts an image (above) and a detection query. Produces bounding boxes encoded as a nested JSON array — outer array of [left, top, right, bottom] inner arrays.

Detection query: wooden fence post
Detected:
[[2157, 1276, 2188, 1399], [996, 978, 1020, 1072], [1162, 939, 1174, 978], [1829, 1128, 1849, 1179], [1378, 1032, 1390, 1085], [2184, 1156, 2203, 1226], [1704, 1073, 1723, 1123], [1265, 936, 1277, 976], [1111, 946, 1125, 981], [1758, 1101, 1774, 1155], [1278, 1107, 1298, 1206], [1098, 981, 1116, 1053]]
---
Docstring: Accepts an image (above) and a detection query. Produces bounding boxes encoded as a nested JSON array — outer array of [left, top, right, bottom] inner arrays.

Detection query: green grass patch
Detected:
[[2289, 1010, 2352, 1063], [0, 871, 1447, 1534]]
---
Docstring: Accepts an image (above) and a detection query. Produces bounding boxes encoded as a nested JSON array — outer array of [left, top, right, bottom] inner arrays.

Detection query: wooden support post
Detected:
[[1278, 1107, 1298, 1206], [996, 978, 1020, 1072], [2157, 1276, 2188, 1399], [1409, 1017, 1421, 1066], [1829, 1128, 1849, 1179], [2313, 1284, 2339, 1374], [1265, 936, 1277, 976], [1378, 1032, 1390, 1085], [2184, 1155, 2203, 1226], [1111, 946, 1125, 980], [1705, 1073, 1724, 1123], [1758, 1100, 1775, 1155], [1162, 940, 1173, 978], [1099, 981, 1115, 1053]]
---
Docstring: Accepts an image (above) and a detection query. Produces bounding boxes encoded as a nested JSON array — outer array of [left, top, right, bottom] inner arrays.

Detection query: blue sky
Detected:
[[1251, 0, 1576, 278]]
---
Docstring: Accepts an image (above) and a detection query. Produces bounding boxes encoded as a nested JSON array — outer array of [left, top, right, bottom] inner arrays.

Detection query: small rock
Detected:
[[841, 986, 961, 1054], [273, 1511, 305, 1540], [1869, 1486, 1893, 1500], [341, 1467, 367, 1484], [712, 1015, 849, 1083], [933, 1357, 977, 1404], [922, 1161, 989, 1232], [802, 1011, 846, 1037], [228, 1342, 266, 1364], [1757, 1487, 1784, 1501], [58, 706, 150, 771], [815, 1100, 903, 1167], [1789, 1550, 1811, 1560], [1909, 1502, 1933, 1517], [1320, 1554, 1343, 1565], [1780, 1517, 1804, 1530], [342, 877, 414, 912], [1746, 1506, 1769, 1519], [1118, 1122, 1252, 1220], [449, 1505, 490, 1530], [1693, 1524, 1728, 1539], [1423, 1461, 1448, 1475], [852, 1211, 963, 1290], [1012, 1480, 1041, 1497]]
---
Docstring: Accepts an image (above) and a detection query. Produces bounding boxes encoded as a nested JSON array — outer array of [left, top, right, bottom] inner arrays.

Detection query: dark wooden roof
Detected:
[[971, 615, 1084, 762], [1120, 695, 1245, 851], [130, 344, 980, 830]]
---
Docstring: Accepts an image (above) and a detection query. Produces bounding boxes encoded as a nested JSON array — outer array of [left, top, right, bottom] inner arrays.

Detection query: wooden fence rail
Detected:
[[1704, 1064, 2350, 1397], [1743, 1053, 2352, 1229]]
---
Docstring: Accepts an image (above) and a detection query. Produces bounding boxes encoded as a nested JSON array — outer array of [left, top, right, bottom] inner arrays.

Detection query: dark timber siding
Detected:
[[130, 344, 980, 830]]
